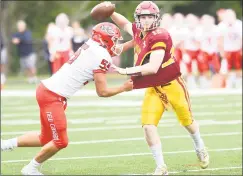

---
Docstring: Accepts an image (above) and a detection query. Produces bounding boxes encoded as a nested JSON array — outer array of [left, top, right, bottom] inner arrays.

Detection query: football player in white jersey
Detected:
[[170, 13, 188, 77], [1, 22, 133, 175], [197, 15, 221, 88], [217, 9, 242, 88], [181, 14, 201, 88], [48, 13, 74, 74]]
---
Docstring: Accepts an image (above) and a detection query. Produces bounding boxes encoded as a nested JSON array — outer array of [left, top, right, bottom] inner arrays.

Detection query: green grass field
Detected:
[[1, 75, 242, 175]]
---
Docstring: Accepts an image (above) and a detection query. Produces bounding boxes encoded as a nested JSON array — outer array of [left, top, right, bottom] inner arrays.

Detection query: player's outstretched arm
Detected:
[[94, 72, 133, 97], [110, 12, 133, 36], [113, 49, 165, 76]]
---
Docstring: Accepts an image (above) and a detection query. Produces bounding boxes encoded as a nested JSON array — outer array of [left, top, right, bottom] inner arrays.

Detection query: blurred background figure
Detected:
[[170, 13, 187, 77], [86, 25, 95, 38], [71, 21, 88, 52], [43, 22, 56, 75], [160, 13, 173, 30], [197, 15, 221, 88], [12, 20, 38, 84], [1, 32, 7, 89], [48, 13, 73, 74], [182, 14, 201, 89], [216, 8, 226, 23], [217, 9, 242, 88]]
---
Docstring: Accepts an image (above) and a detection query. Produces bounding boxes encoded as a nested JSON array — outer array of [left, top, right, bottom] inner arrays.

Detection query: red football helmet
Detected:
[[92, 22, 123, 57], [134, 1, 161, 31]]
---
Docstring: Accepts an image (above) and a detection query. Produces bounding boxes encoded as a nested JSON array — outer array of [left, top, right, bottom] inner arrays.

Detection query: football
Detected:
[[90, 2, 116, 21]]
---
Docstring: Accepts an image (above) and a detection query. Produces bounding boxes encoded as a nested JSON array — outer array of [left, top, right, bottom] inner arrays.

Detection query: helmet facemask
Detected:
[[111, 36, 123, 56], [135, 13, 161, 31]]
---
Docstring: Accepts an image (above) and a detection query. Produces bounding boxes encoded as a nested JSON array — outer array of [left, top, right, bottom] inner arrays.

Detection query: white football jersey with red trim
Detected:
[[196, 25, 219, 54], [42, 39, 112, 98], [183, 27, 201, 51], [217, 19, 242, 51], [169, 26, 187, 47], [48, 26, 73, 52]]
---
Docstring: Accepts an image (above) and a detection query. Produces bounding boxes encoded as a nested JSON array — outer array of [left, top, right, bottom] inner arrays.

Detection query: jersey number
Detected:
[[68, 43, 89, 64], [99, 59, 111, 71]]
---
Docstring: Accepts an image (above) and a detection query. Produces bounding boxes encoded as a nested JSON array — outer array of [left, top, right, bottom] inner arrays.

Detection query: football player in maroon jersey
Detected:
[[98, 1, 210, 175]]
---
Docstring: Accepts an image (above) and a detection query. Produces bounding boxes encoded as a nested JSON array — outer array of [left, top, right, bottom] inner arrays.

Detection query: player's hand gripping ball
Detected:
[[91, 1, 116, 21]]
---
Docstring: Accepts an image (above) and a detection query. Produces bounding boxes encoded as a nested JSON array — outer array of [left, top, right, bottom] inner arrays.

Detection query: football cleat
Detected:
[[1, 139, 14, 151], [196, 147, 210, 169], [21, 165, 44, 175], [153, 164, 168, 175]]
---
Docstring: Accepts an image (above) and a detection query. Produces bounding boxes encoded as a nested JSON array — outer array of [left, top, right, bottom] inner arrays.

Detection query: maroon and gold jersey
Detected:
[[131, 23, 181, 89]]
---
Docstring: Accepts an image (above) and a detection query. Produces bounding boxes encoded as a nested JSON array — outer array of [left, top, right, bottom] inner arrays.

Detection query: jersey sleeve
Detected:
[[93, 52, 112, 74], [149, 29, 169, 51]]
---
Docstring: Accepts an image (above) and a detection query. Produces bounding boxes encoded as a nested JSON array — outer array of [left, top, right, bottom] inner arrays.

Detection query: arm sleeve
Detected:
[[93, 58, 112, 73]]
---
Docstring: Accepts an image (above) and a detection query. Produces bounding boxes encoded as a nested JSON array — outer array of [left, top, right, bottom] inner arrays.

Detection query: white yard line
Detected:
[[1, 147, 241, 163], [1, 120, 242, 135], [1, 116, 242, 126], [2, 101, 241, 113], [1, 115, 139, 125], [1, 131, 241, 145], [2, 107, 141, 114], [1, 88, 242, 97], [1, 110, 242, 120], [1, 118, 242, 126], [0, 125, 149, 136], [69, 132, 242, 145], [2, 102, 241, 113], [65, 101, 241, 108], [3, 101, 241, 108], [2, 97, 240, 108]]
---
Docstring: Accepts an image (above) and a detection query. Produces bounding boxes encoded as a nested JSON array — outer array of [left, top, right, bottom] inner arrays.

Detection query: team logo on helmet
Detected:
[[92, 22, 123, 57], [100, 25, 115, 35]]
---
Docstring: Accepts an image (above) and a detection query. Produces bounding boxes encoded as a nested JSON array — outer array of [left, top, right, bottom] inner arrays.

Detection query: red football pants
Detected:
[[224, 50, 242, 71], [197, 51, 221, 74], [51, 50, 70, 74], [36, 83, 68, 149], [184, 50, 200, 73]]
